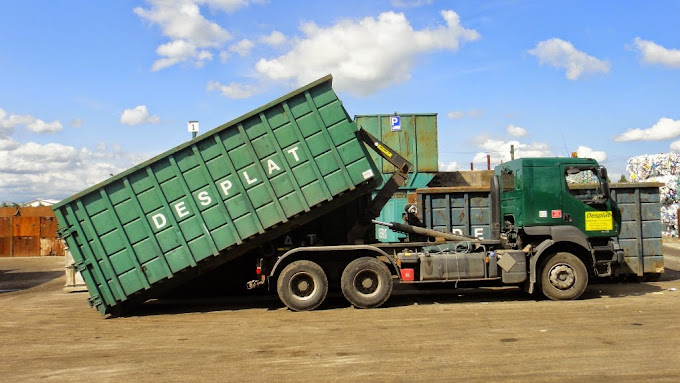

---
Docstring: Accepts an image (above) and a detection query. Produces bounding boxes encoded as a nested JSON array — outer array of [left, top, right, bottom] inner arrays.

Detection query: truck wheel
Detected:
[[277, 260, 328, 311], [341, 257, 393, 309], [539, 252, 588, 300]]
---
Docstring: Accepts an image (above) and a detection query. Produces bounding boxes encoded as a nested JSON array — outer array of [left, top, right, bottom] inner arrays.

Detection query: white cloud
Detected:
[[219, 50, 230, 63], [671, 140, 680, 153], [135, 0, 255, 70], [255, 10, 480, 95], [260, 30, 286, 46], [0, 138, 20, 151], [391, 0, 433, 7], [468, 109, 483, 118], [206, 81, 259, 99], [447, 110, 483, 119], [575, 145, 607, 162], [229, 39, 254, 56], [632, 37, 680, 68], [0, 107, 63, 135], [506, 124, 527, 137], [439, 161, 460, 171], [528, 38, 610, 80], [614, 117, 680, 142], [120, 105, 161, 126], [198, 0, 256, 13], [26, 119, 63, 133], [0, 141, 142, 202], [472, 136, 552, 165], [151, 40, 214, 71]]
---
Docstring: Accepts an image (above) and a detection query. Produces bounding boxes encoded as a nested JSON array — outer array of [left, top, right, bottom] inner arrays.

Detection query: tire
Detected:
[[277, 260, 328, 311], [341, 257, 393, 309], [539, 252, 588, 300]]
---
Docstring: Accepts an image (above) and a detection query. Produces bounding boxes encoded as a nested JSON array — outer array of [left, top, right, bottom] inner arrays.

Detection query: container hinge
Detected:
[[57, 226, 76, 239], [74, 260, 89, 272], [88, 294, 102, 308]]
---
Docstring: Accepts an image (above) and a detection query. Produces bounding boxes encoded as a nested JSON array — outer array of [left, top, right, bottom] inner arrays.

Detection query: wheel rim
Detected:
[[289, 272, 317, 300], [548, 263, 576, 290], [353, 270, 381, 297]]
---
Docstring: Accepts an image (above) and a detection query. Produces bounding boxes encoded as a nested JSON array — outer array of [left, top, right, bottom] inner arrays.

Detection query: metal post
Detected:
[[510, 145, 515, 160], [188, 121, 199, 140], [470, 162, 474, 170], [487, 154, 491, 170]]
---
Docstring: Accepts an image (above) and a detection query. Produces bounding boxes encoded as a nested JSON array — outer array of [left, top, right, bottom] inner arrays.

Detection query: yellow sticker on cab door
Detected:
[[585, 211, 613, 231]]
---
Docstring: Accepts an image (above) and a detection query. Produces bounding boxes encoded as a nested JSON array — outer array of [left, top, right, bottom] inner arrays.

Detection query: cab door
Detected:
[[561, 165, 616, 238]]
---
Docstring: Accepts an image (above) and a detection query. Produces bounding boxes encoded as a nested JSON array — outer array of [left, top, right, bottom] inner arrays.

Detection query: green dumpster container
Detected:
[[53, 75, 381, 315]]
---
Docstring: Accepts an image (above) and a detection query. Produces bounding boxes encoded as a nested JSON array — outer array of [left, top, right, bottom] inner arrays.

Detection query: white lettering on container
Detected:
[[307, 233, 317, 245], [174, 201, 190, 218], [152, 213, 167, 230], [220, 179, 233, 196], [474, 228, 484, 239], [267, 159, 281, 175], [287, 146, 300, 162], [243, 171, 258, 185], [198, 191, 212, 206]]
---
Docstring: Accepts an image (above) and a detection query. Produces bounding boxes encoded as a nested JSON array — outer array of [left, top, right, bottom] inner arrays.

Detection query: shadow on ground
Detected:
[[121, 267, 679, 318], [0, 269, 64, 293]]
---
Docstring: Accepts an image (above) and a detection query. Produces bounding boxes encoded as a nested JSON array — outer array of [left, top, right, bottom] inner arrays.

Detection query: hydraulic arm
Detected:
[[347, 128, 413, 243]]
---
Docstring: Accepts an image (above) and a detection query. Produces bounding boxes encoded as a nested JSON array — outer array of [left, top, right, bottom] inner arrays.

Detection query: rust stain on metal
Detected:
[[457, 211, 466, 222], [0, 207, 65, 257]]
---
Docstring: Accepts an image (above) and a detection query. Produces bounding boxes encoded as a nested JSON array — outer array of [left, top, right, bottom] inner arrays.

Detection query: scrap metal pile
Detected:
[[626, 153, 680, 236]]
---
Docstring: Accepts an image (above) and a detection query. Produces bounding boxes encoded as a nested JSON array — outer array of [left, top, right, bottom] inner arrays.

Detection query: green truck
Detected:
[[53, 76, 658, 316]]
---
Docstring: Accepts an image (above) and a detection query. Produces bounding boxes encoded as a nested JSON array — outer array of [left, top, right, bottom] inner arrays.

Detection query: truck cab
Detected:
[[493, 158, 622, 295]]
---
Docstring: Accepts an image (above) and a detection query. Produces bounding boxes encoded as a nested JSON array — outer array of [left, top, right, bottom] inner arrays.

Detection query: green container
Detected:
[[354, 114, 438, 174], [53, 75, 380, 315], [355, 114, 438, 242], [373, 173, 435, 242]]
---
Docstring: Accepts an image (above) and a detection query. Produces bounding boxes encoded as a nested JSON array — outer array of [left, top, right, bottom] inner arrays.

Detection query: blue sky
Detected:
[[1, 0, 679, 202]]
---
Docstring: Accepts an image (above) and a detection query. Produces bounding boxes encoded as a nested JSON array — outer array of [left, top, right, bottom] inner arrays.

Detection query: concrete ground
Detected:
[[0, 249, 679, 383]]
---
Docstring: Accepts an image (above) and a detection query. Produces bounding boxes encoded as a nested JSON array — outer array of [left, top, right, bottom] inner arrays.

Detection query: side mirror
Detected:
[[598, 166, 608, 181]]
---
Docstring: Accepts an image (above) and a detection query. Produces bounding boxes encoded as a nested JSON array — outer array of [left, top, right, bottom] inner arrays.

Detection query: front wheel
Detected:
[[277, 260, 328, 311], [341, 257, 393, 309], [539, 252, 588, 300]]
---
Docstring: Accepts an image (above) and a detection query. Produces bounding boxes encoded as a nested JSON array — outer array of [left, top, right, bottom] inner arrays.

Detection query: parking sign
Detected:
[[390, 116, 401, 132]]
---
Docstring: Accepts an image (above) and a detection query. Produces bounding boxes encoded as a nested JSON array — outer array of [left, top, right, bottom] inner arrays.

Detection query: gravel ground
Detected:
[[0, 250, 679, 383]]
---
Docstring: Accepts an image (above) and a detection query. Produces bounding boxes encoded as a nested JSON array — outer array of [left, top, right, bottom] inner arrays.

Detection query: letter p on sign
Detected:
[[390, 116, 401, 132]]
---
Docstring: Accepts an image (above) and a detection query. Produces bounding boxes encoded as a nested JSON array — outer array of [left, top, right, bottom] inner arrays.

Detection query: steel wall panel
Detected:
[[355, 113, 438, 173], [12, 237, 40, 257], [13, 217, 40, 237]]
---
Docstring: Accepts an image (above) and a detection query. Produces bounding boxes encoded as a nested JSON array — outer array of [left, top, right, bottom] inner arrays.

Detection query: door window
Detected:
[[564, 167, 603, 203]]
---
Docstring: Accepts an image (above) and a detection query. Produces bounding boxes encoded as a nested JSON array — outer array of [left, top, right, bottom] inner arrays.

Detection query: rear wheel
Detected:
[[341, 257, 393, 309], [277, 260, 328, 311], [539, 252, 588, 300]]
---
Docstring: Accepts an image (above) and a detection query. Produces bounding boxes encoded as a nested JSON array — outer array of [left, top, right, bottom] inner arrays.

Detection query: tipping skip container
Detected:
[[53, 75, 380, 315]]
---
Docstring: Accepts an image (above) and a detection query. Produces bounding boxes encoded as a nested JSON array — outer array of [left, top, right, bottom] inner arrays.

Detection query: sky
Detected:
[[1, 0, 679, 203]]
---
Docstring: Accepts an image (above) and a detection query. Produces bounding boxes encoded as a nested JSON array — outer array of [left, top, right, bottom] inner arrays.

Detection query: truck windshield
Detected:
[[565, 168, 604, 203]]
